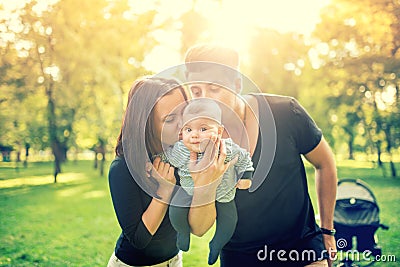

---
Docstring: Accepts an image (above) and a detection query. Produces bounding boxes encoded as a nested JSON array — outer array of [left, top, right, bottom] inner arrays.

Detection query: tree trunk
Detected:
[[95, 138, 106, 176], [94, 151, 98, 169], [47, 86, 62, 183], [376, 140, 386, 177], [54, 156, 61, 183], [390, 161, 397, 178], [383, 125, 397, 178], [348, 138, 354, 160], [38, 39, 63, 183], [23, 143, 29, 168], [100, 149, 105, 177], [51, 140, 64, 183]]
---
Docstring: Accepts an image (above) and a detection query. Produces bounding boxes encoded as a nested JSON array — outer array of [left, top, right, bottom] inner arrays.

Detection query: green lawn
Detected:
[[0, 160, 399, 267]]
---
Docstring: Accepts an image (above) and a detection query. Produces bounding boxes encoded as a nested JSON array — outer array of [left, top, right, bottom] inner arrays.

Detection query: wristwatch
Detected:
[[320, 227, 336, 236]]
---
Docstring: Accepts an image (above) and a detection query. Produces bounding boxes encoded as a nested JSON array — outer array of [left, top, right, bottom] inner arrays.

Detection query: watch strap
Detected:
[[320, 227, 336, 236]]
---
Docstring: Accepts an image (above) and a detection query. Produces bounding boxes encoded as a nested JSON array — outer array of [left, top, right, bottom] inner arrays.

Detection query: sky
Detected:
[[0, 0, 331, 72], [140, 0, 331, 72]]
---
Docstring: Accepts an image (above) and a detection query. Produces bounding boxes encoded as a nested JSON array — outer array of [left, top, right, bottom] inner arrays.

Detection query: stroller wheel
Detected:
[[336, 262, 356, 267]]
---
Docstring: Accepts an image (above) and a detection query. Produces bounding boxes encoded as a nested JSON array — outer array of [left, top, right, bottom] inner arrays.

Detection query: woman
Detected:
[[107, 77, 186, 267], [107, 77, 231, 267]]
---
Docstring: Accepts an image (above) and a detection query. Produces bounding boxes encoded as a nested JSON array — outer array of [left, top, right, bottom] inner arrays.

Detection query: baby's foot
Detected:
[[208, 243, 221, 265], [177, 233, 190, 251]]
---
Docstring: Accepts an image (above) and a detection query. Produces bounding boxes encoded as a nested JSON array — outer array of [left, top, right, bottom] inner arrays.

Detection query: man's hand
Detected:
[[236, 179, 252, 189], [323, 235, 337, 267]]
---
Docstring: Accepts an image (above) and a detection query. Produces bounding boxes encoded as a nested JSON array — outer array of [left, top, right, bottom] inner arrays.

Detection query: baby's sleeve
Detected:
[[228, 139, 254, 179], [163, 141, 190, 169]]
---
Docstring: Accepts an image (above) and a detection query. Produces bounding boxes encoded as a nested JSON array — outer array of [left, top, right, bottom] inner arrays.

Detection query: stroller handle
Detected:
[[337, 178, 378, 203]]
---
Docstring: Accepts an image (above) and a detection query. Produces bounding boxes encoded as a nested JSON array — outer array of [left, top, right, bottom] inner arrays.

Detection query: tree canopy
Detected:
[[1, 0, 398, 177]]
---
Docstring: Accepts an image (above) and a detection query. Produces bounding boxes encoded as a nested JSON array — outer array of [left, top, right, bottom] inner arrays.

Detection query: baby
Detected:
[[159, 98, 254, 265]]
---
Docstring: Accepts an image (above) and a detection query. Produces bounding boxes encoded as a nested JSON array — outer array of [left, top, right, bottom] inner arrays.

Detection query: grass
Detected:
[[0, 161, 118, 267], [0, 160, 399, 267]]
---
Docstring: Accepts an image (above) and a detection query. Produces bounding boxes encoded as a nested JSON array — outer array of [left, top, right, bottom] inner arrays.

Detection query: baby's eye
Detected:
[[200, 127, 207, 132], [185, 128, 192, 133]]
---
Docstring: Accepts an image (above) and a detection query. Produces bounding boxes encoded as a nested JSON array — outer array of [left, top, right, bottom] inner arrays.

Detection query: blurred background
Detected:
[[1, 0, 399, 178]]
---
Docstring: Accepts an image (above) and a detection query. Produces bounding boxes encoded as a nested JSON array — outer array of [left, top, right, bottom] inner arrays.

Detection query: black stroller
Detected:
[[334, 178, 389, 266]]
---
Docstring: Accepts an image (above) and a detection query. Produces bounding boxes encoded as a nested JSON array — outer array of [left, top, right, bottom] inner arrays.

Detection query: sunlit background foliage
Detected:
[[0, 0, 399, 179]]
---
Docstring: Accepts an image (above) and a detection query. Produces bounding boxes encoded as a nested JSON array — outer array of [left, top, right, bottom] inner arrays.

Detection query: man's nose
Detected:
[[200, 89, 208, 97]]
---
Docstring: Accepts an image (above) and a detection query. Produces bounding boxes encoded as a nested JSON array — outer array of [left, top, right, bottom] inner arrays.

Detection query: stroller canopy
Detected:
[[334, 179, 380, 227]]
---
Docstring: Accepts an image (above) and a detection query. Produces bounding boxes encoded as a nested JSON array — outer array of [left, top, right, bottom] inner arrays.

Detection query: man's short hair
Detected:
[[185, 43, 240, 71]]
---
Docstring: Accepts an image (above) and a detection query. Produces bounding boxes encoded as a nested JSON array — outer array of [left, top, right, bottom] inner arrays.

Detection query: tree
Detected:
[[313, 0, 399, 176], [0, 0, 158, 180], [246, 29, 308, 99]]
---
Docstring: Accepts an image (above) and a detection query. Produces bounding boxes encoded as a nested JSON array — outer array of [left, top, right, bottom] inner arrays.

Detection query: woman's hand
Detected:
[[142, 158, 176, 235], [147, 157, 176, 201]]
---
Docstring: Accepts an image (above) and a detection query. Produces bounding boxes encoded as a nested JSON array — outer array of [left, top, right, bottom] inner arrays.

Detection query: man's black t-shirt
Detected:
[[222, 94, 326, 266]]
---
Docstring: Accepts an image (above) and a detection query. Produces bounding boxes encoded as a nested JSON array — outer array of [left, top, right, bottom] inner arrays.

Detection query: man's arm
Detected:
[[187, 137, 235, 236], [188, 183, 219, 236], [304, 137, 337, 265]]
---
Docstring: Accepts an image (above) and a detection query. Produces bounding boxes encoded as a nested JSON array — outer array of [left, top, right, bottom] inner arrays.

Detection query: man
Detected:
[[184, 44, 337, 267]]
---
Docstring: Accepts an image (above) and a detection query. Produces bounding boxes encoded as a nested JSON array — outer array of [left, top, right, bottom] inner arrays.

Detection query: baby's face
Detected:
[[181, 117, 221, 153]]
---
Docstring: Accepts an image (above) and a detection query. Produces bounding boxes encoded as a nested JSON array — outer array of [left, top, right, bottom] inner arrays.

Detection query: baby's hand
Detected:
[[236, 179, 252, 189]]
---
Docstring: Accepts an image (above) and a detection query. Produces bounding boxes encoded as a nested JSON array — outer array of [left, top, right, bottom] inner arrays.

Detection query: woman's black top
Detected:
[[108, 157, 178, 266]]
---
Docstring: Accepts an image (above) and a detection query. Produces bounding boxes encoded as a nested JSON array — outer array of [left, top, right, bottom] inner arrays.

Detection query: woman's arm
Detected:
[[109, 158, 175, 248]]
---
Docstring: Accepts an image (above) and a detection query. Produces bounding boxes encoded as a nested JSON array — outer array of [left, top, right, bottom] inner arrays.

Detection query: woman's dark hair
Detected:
[[114, 77, 187, 182]]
